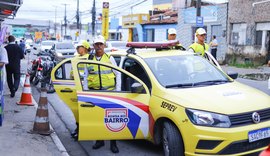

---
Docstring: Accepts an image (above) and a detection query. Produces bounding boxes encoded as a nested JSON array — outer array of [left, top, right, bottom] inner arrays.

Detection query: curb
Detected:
[[31, 95, 70, 156], [20, 74, 69, 156]]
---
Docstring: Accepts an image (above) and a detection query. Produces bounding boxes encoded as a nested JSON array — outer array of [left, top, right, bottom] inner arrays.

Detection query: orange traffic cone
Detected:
[[30, 88, 53, 135], [17, 74, 33, 106]]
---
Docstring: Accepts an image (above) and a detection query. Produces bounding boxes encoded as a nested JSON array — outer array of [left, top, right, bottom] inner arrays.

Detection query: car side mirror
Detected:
[[227, 71, 238, 79], [131, 82, 146, 93]]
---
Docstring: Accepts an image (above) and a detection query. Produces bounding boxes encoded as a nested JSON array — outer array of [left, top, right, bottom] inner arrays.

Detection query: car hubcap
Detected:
[[163, 128, 170, 156]]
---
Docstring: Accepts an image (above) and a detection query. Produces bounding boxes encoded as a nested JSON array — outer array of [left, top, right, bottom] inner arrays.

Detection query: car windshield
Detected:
[[42, 42, 54, 46], [56, 43, 74, 49], [145, 55, 231, 88]]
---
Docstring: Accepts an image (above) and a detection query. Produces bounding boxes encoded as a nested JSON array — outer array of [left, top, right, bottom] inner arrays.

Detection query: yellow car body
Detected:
[[51, 49, 270, 156]]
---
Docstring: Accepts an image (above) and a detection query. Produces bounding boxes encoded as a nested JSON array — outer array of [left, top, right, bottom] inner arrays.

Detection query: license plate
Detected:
[[248, 127, 270, 142]]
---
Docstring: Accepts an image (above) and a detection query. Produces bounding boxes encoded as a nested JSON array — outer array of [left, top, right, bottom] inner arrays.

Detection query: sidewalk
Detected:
[[221, 65, 270, 75], [0, 79, 65, 156]]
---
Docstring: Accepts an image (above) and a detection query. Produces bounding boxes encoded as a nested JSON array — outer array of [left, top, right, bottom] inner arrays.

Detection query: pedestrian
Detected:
[[19, 39, 26, 55], [188, 28, 209, 56], [209, 35, 218, 59], [89, 35, 121, 153], [5, 35, 24, 98], [0, 43, 9, 126]]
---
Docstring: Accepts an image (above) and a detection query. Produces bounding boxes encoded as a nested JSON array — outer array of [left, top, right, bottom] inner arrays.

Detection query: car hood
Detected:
[[163, 81, 270, 115]]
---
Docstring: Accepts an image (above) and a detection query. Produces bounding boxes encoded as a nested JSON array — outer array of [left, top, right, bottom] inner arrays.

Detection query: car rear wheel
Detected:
[[162, 121, 184, 156]]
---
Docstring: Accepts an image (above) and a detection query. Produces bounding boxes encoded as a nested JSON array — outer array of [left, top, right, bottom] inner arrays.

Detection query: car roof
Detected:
[[109, 49, 194, 59]]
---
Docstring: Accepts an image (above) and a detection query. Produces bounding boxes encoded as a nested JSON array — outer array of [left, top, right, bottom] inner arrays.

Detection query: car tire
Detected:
[[162, 121, 184, 156], [29, 72, 36, 82]]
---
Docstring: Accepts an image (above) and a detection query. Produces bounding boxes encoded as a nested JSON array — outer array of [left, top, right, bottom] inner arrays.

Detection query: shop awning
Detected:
[[0, 0, 22, 22]]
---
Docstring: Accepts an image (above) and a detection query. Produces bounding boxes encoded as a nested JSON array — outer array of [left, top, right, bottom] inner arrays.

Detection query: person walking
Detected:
[[89, 35, 121, 153], [188, 28, 209, 56], [19, 38, 26, 55], [209, 35, 218, 59], [5, 35, 24, 98]]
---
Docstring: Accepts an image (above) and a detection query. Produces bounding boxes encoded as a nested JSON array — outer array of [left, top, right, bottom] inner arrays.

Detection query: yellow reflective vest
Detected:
[[189, 42, 209, 56], [70, 54, 89, 79], [87, 54, 115, 90]]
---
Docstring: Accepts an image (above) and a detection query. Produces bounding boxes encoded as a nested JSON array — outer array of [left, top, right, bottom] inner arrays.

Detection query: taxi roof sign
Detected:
[[126, 41, 179, 49]]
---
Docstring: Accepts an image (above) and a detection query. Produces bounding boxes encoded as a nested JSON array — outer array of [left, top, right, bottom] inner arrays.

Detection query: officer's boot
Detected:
[[92, 140, 105, 149], [71, 123, 79, 141], [110, 140, 119, 153]]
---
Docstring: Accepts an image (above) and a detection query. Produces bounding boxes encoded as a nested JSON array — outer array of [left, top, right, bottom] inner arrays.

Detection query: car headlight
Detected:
[[56, 52, 63, 57], [186, 109, 231, 128]]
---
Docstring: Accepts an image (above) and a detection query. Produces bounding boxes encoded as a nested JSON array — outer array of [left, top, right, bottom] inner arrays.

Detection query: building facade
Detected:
[[177, 4, 228, 62], [141, 10, 178, 42], [227, 0, 270, 65], [153, 0, 183, 10]]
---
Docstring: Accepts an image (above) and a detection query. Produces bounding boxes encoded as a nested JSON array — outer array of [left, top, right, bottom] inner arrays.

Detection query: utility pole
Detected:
[[52, 5, 57, 37], [196, 0, 201, 17], [62, 3, 69, 36], [91, 0, 96, 37], [196, 0, 202, 28], [76, 0, 80, 30]]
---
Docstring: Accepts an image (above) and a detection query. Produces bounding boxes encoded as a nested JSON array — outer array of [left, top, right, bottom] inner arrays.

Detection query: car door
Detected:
[[51, 58, 79, 123], [71, 59, 151, 141]]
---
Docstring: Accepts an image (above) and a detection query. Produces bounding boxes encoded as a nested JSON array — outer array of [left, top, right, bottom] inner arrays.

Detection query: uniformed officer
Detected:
[[89, 35, 120, 153], [70, 40, 90, 79], [189, 28, 209, 56]]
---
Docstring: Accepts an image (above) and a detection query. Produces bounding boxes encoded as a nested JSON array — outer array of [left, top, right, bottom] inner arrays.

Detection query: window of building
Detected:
[[146, 29, 155, 42], [255, 31, 263, 45], [230, 23, 247, 45]]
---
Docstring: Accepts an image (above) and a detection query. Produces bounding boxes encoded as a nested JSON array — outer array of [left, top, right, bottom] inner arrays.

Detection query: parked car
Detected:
[[105, 41, 127, 52], [25, 39, 33, 46], [50, 42, 76, 61], [40, 40, 56, 52], [51, 41, 270, 156]]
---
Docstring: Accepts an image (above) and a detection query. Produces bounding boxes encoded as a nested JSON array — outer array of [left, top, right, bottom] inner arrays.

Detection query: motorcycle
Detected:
[[28, 50, 56, 93]]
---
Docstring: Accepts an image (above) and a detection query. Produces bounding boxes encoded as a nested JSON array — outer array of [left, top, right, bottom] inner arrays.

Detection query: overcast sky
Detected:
[[16, 0, 153, 24], [15, 0, 227, 24]]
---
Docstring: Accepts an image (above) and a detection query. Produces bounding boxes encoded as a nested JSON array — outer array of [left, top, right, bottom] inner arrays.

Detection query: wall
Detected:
[[177, 4, 228, 62], [142, 24, 177, 42], [228, 0, 270, 65]]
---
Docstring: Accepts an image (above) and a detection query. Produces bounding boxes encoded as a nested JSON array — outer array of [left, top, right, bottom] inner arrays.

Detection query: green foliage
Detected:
[[228, 54, 259, 68]]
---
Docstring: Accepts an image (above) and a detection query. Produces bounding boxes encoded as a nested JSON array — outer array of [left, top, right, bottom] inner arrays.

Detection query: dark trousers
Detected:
[[211, 49, 217, 60], [6, 66, 20, 93]]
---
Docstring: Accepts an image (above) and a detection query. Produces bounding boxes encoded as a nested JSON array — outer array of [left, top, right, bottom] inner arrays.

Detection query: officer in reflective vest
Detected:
[[90, 35, 121, 153], [189, 28, 209, 56], [87, 35, 120, 91], [70, 40, 90, 79]]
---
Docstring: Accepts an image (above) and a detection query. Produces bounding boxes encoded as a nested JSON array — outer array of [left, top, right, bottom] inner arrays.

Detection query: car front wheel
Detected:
[[162, 121, 184, 156]]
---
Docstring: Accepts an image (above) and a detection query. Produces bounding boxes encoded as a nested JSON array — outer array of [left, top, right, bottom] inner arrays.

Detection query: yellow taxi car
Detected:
[[51, 41, 270, 156]]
